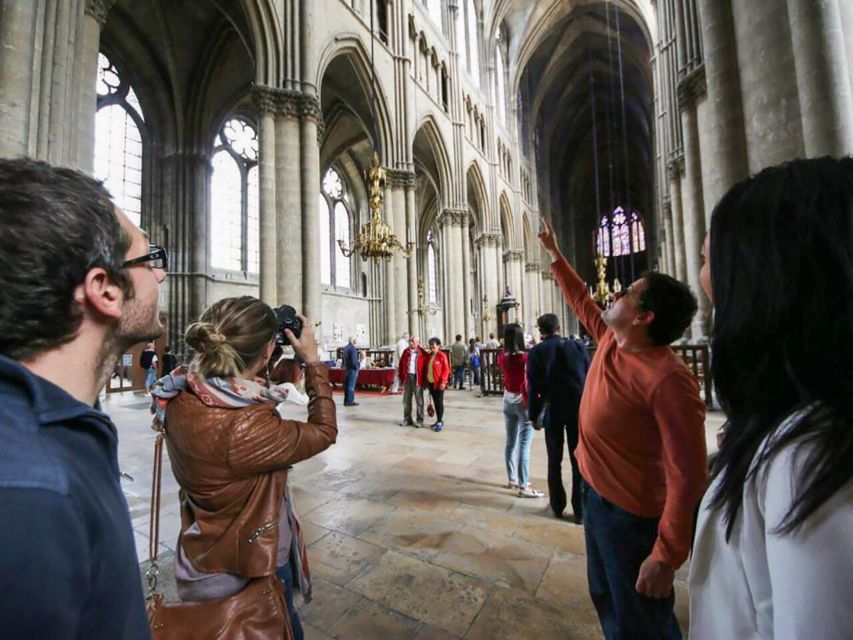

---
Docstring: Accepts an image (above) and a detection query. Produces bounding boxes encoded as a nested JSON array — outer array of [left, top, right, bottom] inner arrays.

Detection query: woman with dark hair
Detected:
[[497, 323, 544, 498], [151, 296, 337, 640], [689, 157, 853, 638], [424, 337, 450, 431]]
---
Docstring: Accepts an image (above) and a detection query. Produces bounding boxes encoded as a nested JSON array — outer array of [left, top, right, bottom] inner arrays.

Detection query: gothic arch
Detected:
[[413, 114, 453, 209], [465, 161, 488, 235], [499, 191, 517, 247]]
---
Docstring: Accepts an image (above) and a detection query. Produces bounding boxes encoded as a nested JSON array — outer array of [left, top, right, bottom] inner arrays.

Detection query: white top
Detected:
[[407, 348, 419, 375], [688, 410, 853, 639]]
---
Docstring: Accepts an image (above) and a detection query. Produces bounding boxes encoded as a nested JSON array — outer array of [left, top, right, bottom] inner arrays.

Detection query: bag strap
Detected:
[[146, 430, 165, 598]]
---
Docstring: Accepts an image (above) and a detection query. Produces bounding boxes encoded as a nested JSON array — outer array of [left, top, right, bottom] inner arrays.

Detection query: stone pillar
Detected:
[[461, 216, 472, 338], [451, 213, 467, 336], [440, 218, 453, 341], [0, 0, 38, 157], [786, 0, 853, 157], [78, 0, 113, 172], [405, 181, 418, 335], [277, 92, 303, 308], [667, 158, 688, 284], [526, 263, 540, 331], [256, 105, 277, 305], [388, 170, 414, 338], [696, 0, 749, 213], [300, 95, 322, 323], [731, 0, 804, 172], [680, 100, 710, 338], [384, 184, 398, 344]]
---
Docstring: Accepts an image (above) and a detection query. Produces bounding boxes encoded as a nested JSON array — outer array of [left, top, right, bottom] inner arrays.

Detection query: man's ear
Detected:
[[75, 267, 125, 320], [633, 309, 655, 327]]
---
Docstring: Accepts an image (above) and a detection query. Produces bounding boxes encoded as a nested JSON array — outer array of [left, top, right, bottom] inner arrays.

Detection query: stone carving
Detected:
[[677, 65, 707, 110], [502, 249, 524, 262], [525, 262, 540, 272], [438, 208, 469, 226], [667, 155, 685, 181], [386, 169, 417, 189], [85, 0, 115, 26], [541, 271, 555, 281], [475, 232, 501, 248]]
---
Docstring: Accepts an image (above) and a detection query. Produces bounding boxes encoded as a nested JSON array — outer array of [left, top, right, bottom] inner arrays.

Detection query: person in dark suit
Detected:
[[527, 313, 590, 522], [342, 337, 360, 406]]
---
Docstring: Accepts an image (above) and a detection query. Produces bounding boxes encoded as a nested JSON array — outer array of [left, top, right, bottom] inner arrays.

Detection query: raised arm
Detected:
[[538, 217, 607, 341]]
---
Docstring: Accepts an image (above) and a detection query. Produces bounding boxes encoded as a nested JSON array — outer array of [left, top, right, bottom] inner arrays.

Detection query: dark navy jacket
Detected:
[[0, 355, 150, 639], [342, 343, 360, 371], [526, 335, 590, 427]]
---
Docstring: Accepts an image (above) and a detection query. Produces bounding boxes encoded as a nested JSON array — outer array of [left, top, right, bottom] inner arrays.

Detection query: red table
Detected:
[[328, 367, 396, 392]]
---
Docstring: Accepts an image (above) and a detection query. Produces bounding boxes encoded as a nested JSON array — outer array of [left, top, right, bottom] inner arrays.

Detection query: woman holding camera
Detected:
[[152, 296, 336, 640]]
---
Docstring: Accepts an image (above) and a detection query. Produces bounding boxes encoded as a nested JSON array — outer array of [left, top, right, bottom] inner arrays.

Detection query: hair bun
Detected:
[[185, 321, 227, 353]]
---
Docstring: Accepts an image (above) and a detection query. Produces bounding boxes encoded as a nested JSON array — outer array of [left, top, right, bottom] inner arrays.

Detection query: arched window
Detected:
[[210, 118, 259, 272], [94, 52, 144, 227], [465, 0, 480, 87], [320, 167, 354, 289], [427, 230, 439, 305], [595, 207, 647, 257]]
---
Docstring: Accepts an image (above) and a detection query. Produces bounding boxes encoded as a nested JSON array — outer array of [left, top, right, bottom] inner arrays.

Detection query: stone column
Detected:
[[300, 94, 323, 323], [526, 263, 540, 331], [696, 0, 749, 213], [0, 0, 38, 157], [439, 218, 453, 341], [667, 158, 688, 284], [277, 92, 303, 308], [77, 0, 114, 172], [388, 170, 413, 338], [384, 184, 398, 343], [461, 215, 472, 338], [255, 97, 277, 305], [679, 75, 710, 338], [786, 0, 853, 157], [405, 180, 418, 335], [451, 212, 467, 336], [731, 0, 804, 172]]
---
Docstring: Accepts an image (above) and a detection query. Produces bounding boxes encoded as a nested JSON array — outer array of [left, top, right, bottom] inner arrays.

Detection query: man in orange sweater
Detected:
[[539, 218, 707, 640]]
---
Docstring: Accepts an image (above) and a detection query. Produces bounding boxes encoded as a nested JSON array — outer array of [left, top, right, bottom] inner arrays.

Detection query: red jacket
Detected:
[[422, 349, 450, 389], [398, 346, 428, 387]]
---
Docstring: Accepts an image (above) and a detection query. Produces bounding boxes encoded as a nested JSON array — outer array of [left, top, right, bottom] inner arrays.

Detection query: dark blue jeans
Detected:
[[582, 480, 682, 640], [275, 562, 304, 640], [344, 368, 358, 405], [452, 365, 465, 388]]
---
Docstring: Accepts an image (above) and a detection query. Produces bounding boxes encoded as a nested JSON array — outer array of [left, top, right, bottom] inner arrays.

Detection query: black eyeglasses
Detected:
[[121, 245, 168, 270]]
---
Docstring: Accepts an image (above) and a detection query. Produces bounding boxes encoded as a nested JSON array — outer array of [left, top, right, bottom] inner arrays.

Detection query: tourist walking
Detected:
[[424, 337, 450, 431], [398, 336, 427, 427], [342, 337, 360, 406], [497, 323, 544, 499], [450, 334, 467, 389], [689, 157, 853, 639], [141, 341, 158, 395], [467, 338, 481, 388], [527, 313, 589, 521], [539, 216, 706, 640]]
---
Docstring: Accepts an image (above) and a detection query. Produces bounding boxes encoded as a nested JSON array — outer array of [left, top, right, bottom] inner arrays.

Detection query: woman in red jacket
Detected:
[[497, 323, 544, 498], [422, 337, 450, 431]]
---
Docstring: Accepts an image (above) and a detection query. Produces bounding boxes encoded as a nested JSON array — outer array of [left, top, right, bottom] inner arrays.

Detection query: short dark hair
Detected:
[[455, 334, 462, 341], [637, 272, 697, 345], [428, 337, 441, 347], [537, 313, 559, 336], [0, 158, 132, 360]]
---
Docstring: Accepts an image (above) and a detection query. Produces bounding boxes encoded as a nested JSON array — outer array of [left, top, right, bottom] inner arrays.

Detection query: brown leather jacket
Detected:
[[163, 362, 337, 577]]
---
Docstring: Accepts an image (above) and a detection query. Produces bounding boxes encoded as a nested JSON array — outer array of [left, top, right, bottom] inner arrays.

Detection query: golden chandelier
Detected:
[[591, 252, 622, 306], [338, 153, 413, 262]]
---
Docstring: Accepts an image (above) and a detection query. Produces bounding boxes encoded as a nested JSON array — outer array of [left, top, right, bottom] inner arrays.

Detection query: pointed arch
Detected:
[[465, 161, 488, 235], [499, 191, 516, 247], [413, 114, 453, 209]]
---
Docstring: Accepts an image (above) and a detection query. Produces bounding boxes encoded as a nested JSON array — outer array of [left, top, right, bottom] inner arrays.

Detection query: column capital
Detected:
[[85, 0, 115, 26], [474, 232, 501, 247], [677, 65, 707, 110], [438, 207, 469, 227], [252, 85, 284, 115], [387, 169, 417, 189], [503, 249, 524, 263], [541, 271, 555, 281], [525, 262, 539, 273], [667, 155, 685, 181]]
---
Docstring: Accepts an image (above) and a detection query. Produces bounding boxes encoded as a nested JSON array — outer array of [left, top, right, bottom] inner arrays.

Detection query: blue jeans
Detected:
[[452, 365, 465, 388], [344, 368, 358, 404], [582, 480, 682, 640], [275, 562, 304, 640], [502, 398, 533, 486], [145, 367, 157, 390]]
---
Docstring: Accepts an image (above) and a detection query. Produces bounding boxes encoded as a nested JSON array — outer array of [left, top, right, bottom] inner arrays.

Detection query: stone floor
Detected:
[[104, 386, 724, 640]]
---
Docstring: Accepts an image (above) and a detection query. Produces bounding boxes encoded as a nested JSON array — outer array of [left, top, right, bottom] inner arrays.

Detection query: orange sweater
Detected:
[[552, 257, 707, 568]]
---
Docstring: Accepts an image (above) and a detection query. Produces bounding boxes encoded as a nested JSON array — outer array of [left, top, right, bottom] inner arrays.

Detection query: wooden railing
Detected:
[[480, 343, 713, 406]]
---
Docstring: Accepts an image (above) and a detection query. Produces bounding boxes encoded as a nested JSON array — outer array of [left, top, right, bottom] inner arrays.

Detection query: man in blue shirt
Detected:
[[0, 159, 166, 638], [342, 337, 360, 406]]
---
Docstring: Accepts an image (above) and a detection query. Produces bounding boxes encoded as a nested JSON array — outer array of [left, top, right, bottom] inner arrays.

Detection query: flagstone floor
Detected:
[[104, 386, 724, 640]]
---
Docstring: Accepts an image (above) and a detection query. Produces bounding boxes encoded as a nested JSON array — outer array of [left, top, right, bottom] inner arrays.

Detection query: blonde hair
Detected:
[[185, 296, 277, 378]]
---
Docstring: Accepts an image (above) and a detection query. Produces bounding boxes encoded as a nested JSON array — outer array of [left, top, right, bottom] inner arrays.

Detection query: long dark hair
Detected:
[[708, 156, 853, 540], [503, 323, 525, 355]]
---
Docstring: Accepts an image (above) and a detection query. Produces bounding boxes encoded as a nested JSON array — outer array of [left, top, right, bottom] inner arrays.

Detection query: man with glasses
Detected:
[[0, 158, 166, 638]]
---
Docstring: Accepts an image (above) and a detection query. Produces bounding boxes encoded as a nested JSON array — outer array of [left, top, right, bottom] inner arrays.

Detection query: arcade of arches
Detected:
[[1, 0, 852, 637]]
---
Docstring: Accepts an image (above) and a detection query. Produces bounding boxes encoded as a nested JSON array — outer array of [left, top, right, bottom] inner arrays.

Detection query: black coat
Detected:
[[526, 334, 590, 426]]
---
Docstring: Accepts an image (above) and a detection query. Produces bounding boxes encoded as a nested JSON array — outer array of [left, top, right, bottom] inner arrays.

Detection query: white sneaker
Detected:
[[518, 486, 545, 498]]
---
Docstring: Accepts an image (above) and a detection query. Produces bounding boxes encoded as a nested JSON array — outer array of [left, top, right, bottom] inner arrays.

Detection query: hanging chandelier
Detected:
[[337, 0, 412, 263]]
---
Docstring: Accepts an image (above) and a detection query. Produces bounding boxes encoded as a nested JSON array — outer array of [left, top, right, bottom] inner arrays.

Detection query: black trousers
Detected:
[[427, 383, 445, 422], [544, 414, 582, 519]]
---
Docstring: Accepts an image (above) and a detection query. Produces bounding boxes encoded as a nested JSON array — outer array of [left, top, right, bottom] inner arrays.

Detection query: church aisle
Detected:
[[106, 388, 719, 639]]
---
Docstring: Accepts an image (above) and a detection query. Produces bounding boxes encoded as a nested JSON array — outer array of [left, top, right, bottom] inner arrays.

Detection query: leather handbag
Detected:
[[145, 430, 291, 640]]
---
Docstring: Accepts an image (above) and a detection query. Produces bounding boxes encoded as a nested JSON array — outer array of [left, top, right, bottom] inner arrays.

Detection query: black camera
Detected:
[[273, 304, 303, 346]]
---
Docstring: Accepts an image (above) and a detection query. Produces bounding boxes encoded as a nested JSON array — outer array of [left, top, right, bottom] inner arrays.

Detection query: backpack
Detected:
[[140, 350, 155, 370]]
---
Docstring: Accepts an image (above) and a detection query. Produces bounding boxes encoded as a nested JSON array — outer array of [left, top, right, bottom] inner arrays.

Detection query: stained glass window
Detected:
[[466, 0, 480, 87], [321, 167, 353, 290], [210, 118, 259, 272], [595, 207, 647, 257], [94, 52, 144, 226]]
